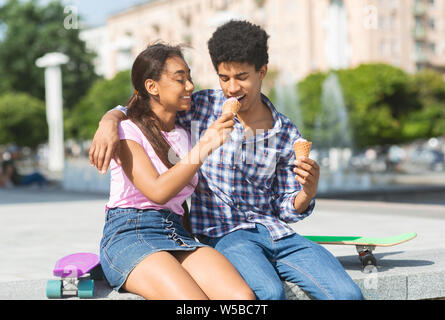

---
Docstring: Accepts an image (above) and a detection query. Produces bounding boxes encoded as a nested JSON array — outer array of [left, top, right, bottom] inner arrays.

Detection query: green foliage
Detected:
[[66, 70, 133, 140], [295, 63, 445, 149], [0, 0, 98, 110], [0, 93, 48, 148], [336, 64, 418, 148], [297, 72, 328, 140], [404, 70, 445, 139]]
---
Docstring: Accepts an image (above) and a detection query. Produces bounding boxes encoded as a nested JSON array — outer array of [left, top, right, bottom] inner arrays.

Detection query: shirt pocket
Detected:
[[203, 145, 232, 182], [101, 210, 139, 251], [242, 147, 277, 191]]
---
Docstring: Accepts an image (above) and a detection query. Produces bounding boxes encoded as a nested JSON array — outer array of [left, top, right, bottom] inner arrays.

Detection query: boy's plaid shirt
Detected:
[[177, 89, 315, 241]]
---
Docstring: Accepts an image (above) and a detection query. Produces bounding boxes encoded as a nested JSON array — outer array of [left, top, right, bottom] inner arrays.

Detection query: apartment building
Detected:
[[80, 0, 445, 88]]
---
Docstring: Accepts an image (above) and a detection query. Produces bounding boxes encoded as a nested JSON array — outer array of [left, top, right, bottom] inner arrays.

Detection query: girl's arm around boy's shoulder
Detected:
[[89, 106, 128, 173]]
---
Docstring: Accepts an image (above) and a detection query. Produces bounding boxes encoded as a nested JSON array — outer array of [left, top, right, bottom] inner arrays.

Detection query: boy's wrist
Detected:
[[293, 189, 314, 213]]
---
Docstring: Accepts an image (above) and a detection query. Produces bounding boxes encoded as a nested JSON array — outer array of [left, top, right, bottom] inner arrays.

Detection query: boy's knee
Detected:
[[253, 281, 286, 300], [334, 284, 364, 300]]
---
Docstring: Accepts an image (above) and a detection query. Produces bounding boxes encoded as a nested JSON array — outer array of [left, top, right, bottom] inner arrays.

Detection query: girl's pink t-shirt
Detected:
[[106, 120, 198, 216]]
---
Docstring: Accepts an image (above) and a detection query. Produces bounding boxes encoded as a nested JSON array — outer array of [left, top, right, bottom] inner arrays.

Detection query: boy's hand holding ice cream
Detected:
[[292, 138, 320, 199], [293, 138, 312, 160]]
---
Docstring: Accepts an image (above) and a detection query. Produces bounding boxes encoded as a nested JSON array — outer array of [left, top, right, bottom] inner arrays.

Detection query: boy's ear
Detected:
[[259, 65, 268, 81], [145, 79, 158, 96]]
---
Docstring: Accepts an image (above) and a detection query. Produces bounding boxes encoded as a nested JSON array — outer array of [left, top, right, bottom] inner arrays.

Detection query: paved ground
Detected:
[[1, 185, 444, 285]]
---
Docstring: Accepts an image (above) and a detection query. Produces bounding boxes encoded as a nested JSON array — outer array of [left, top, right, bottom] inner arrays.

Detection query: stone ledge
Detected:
[[1, 249, 444, 300]]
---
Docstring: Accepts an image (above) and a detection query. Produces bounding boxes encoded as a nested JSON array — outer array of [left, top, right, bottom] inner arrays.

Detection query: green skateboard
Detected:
[[303, 232, 417, 268]]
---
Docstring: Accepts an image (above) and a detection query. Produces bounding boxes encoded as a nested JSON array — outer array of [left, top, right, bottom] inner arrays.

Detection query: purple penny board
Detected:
[[53, 253, 100, 278]]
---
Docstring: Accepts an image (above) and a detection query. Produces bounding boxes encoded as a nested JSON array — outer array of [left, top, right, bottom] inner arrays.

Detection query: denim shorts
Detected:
[[99, 207, 207, 291]]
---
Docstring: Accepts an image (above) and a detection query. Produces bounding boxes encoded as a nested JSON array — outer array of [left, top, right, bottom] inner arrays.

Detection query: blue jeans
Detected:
[[200, 224, 363, 300], [20, 172, 47, 187]]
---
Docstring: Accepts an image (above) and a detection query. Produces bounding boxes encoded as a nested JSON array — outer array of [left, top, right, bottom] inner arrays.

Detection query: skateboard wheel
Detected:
[[78, 279, 95, 298], [46, 280, 63, 299], [360, 252, 377, 267], [89, 264, 104, 280]]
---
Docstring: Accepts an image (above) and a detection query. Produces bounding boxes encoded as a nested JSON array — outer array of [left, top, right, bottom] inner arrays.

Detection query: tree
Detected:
[[337, 63, 418, 148], [0, 0, 98, 111], [296, 71, 327, 142], [403, 70, 445, 139], [66, 70, 133, 140], [297, 64, 424, 149], [0, 93, 47, 148]]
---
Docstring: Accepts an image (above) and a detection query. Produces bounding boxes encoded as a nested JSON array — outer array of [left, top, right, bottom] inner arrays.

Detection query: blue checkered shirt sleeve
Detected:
[[271, 137, 316, 222]]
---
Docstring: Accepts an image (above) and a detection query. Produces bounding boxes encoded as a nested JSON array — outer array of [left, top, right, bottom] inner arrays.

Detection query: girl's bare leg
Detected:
[[122, 251, 209, 300], [171, 247, 256, 300]]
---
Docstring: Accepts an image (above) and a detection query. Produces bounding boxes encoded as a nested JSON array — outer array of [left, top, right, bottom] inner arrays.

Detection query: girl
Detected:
[[99, 43, 255, 300]]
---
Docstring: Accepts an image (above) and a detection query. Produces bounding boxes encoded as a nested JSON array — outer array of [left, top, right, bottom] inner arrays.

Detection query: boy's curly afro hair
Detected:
[[207, 20, 269, 72]]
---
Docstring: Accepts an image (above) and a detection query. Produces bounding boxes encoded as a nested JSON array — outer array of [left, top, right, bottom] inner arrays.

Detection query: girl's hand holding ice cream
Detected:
[[293, 138, 320, 199], [222, 97, 241, 115]]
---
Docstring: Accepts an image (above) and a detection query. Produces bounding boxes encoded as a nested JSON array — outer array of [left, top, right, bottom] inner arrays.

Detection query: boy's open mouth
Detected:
[[234, 94, 246, 102]]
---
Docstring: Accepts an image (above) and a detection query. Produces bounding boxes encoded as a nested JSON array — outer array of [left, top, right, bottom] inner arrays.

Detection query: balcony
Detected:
[[414, 50, 429, 64], [412, 26, 427, 39], [412, 3, 427, 16]]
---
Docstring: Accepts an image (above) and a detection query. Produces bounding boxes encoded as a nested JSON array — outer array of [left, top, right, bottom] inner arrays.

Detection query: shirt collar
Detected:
[[261, 93, 282, 134]]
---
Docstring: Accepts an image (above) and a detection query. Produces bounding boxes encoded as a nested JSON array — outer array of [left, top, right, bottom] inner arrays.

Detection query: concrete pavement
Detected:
[[0, 186, 444, 299]]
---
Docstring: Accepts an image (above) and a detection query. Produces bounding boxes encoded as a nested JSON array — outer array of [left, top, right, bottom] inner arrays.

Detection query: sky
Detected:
[[0, 0, 150, 27], [62, 0, 149, 27]]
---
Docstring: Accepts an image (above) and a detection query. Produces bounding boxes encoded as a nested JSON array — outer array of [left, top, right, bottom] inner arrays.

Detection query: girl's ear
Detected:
[[145, 79, 159, 96]]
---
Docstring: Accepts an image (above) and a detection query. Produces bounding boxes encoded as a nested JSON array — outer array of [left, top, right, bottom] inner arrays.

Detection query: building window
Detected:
[[379, 15, 386, 29], [430, 42, 436, 54], [390, 0, 398, 9], [391, 39, 399, 54], [117, 48, 132, 71], [380, 40, 390, 55], [415, 41, 424, 54], [389, 13, 396, 30], [429, 19, 435, 30], [254, 0, 267, 8], [415, 17, 423, 29]]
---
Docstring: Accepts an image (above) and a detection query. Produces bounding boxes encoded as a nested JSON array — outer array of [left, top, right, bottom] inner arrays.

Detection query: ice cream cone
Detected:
[[294, 139, 312, 159], [223, 97, 241, 115]]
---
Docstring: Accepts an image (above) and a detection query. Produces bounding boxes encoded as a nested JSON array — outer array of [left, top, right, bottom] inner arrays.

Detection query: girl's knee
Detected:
[[229, 287, 257, 300]]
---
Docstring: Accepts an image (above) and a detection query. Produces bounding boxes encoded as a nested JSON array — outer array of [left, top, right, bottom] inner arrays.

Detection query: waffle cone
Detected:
[[223, 98, 241, 114], [294, 141, 312, 159]]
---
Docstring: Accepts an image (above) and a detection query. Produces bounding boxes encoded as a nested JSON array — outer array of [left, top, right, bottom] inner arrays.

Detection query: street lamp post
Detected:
[[36, 52, 69, 172]]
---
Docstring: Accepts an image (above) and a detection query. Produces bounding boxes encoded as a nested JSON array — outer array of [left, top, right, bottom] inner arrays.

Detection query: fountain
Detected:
[[274, 79, 304, 134], [307, 0, 375, 193], [314, 72, 374, 193], [317, 72, 353, 150]]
